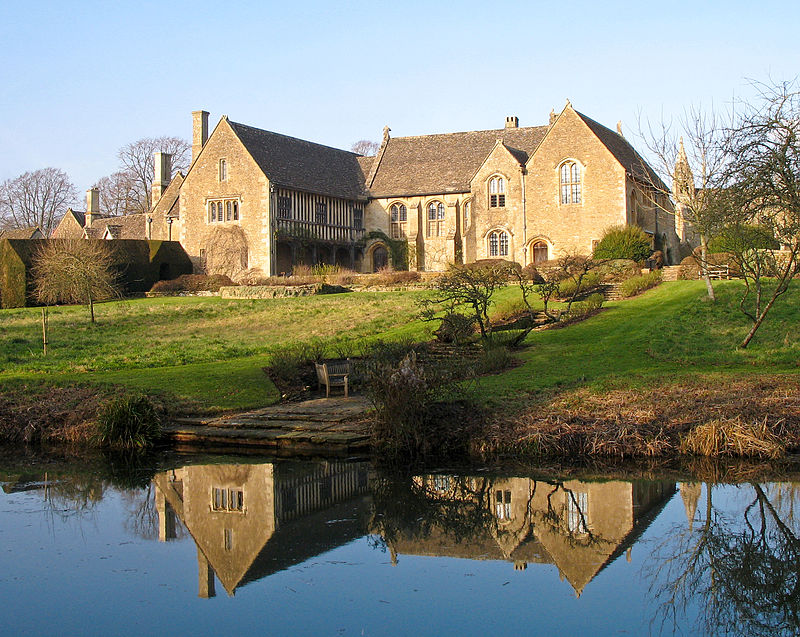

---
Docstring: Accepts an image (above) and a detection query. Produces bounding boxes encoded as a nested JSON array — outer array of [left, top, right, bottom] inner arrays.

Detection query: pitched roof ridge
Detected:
[[227, 120, 360, 157], [391, 124, 549, 141]]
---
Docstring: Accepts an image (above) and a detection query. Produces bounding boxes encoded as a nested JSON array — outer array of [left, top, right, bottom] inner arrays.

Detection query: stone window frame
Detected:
[[461, 198, 472, 231], [208, 197, 241, 224], [495, 489, 513, 521], [486, 227, 511, 258], [390, 202, 407, 238], [211, 486, 245, 513], [558, 159, 583, 204], [219, 158, 228, 182], [488, 175, 507, 208], [426, 200, 446, 238]]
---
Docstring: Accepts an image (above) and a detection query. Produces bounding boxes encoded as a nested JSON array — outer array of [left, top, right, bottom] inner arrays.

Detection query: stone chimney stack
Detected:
[[192, 110, 209, 164], [505, 116, 519, 129], [85, 188, 100, 228], [151, 152, 173, 208]]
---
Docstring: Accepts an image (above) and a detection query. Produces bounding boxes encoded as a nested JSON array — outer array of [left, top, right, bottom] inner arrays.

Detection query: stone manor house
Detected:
[[61, 102, 689, 276]]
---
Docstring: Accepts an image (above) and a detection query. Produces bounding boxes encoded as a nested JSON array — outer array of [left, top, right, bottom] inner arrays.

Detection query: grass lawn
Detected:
[[1, 280, 797, 414], [0, 292, 431, 411], [477, 280, 800, 410]]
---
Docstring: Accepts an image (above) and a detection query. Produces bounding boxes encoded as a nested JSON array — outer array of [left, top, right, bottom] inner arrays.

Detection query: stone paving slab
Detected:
[[163, 394, 371, 452]]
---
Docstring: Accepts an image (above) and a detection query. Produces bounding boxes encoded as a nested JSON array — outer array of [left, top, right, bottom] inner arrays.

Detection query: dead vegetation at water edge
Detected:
[[479, 376, 800, 460]]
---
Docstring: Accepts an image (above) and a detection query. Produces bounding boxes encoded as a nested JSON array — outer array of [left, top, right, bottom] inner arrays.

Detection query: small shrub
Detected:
[[557, 271, 602, 299], [593, 225, 652, 262], [478, 339, 514, 373], [434, 312, 476, 344], [569, 292, 604, 318], [364, 350, 476, 462], [620, 270, 662, 298], [97, 394, 162, 450]]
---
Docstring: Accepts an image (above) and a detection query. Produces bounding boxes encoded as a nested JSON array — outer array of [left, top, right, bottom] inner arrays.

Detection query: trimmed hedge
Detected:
[[0, 239, 193, 308]]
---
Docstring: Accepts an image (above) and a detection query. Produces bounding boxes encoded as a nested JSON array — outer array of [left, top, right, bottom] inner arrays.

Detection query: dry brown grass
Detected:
[[480, 375, 800, 459]]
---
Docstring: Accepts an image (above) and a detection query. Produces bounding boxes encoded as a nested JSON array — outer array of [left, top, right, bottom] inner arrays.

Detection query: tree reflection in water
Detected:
[[648, 482, 800, 636]]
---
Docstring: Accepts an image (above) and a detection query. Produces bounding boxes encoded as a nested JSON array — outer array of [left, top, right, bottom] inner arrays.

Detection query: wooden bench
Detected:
[[314, 361, 351, 398]]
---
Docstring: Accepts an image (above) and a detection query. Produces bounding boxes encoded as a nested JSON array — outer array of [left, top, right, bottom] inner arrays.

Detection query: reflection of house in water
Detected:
[[374, 476, 674, 596], [154, 461, 370, 597]]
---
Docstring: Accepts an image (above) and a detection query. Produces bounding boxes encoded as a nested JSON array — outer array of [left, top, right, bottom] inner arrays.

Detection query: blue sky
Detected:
[[1, 0, 797, 196]]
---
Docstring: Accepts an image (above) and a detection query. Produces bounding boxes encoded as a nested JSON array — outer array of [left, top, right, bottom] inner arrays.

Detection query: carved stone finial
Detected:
[[382, 125, 391, 141], [549, 109, 557, 125], [617, 120, 624, 136]]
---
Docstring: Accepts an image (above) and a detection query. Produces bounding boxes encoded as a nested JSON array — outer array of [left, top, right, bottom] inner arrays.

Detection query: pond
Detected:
[[1, 448, 799, 636]]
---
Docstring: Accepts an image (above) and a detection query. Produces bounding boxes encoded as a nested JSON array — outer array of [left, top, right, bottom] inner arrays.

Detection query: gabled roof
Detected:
[[575, 111, 668, 191], [368, 126, 549, 198], [227, 120, 368, 201], [64, 208, 86, 228], [86, 214, 148, 240]]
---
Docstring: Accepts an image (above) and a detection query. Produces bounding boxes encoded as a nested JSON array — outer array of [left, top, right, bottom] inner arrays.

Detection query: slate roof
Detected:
[[65, 208, 86, 228], [575, 112, 668, 191], [0, 226, 43, 239], [228, 120, 368, 201], [95, 214, 148, 239], [368, 126, 549, 198]]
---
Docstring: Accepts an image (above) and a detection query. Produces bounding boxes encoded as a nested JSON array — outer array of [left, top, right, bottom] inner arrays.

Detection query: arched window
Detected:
[[489, 176, 506, 207], [462, 200, 471, 229], [427, 201, 445, 237], [560, 161, 581, 203], [488, 230, 509, 257], [219, 159, 227, 182], [390, 203, 407, 238], [531, 240, 548, 264]]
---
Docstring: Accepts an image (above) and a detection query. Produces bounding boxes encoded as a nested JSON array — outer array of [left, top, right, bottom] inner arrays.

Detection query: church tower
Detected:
[[673, 138, 695, 242]]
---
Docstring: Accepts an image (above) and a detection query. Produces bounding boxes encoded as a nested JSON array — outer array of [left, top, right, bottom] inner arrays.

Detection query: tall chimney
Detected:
[[151, 152, 173, 208], [192, 110, 209, 164], [85, 188, 99, 228], [505, 116, 519, 129]]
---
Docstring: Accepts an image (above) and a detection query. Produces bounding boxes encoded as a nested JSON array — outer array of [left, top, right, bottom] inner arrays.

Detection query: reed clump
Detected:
[[680, 417, 785, 459]]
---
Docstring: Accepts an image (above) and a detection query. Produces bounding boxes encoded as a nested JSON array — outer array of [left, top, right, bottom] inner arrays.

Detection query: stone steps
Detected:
[[162, 395, 371, 453]]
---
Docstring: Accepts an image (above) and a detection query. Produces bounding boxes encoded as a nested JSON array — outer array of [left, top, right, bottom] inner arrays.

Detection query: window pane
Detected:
[[498, 178, 505, 193], [399, 205, 407, 222], [572, 163, 580, 183], [438, 203, 445, 219], [489, 233, 498, 256], [233, 201, 239, 220], [500, 232, 509, 256], [428, 204, 436, 220], [391, 205, 398, 222]]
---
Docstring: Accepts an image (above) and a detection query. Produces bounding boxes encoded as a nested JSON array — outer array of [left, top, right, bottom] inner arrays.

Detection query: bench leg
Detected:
[[344, 379, 348, 398]]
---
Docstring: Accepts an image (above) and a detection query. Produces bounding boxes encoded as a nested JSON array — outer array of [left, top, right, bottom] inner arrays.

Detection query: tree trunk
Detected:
[[89, 296, 95, 323], [41, 306, 48, 355], [700, 236, 716, 302]]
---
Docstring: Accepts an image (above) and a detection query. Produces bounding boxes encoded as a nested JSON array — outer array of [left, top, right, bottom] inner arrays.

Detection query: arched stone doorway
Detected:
[[530, 240, 549, 264], [372, 246, 389, 272]]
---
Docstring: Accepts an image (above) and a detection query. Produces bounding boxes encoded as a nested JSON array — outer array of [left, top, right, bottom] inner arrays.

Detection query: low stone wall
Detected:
[[220, 285, 318, 299]]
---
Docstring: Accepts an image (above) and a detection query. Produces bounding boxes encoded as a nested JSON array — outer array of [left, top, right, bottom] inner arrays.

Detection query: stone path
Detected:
[[162, 395, 372, 454]]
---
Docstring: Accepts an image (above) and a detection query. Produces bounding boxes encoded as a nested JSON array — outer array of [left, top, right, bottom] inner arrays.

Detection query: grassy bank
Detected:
[[0, 291, 430, 412], [1, 280, 798, 455]]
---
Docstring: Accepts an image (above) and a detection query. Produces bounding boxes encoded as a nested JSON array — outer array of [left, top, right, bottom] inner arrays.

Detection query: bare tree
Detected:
[[105, 136, 190, 215], [33, 239, 121, 323], [351, 140, 380, 156], [0, 167, 78, 236], [639, 104, 731, 301], [716, 81, 800, 348], [93, 170, 139, 217]]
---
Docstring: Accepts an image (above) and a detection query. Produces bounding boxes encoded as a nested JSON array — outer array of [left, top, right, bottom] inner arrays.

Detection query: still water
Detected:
[[1, 449, 798, 636]]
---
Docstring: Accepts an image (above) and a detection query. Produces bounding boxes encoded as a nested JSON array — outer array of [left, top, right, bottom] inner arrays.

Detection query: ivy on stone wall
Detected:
[[358, 231, 409, 270]]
